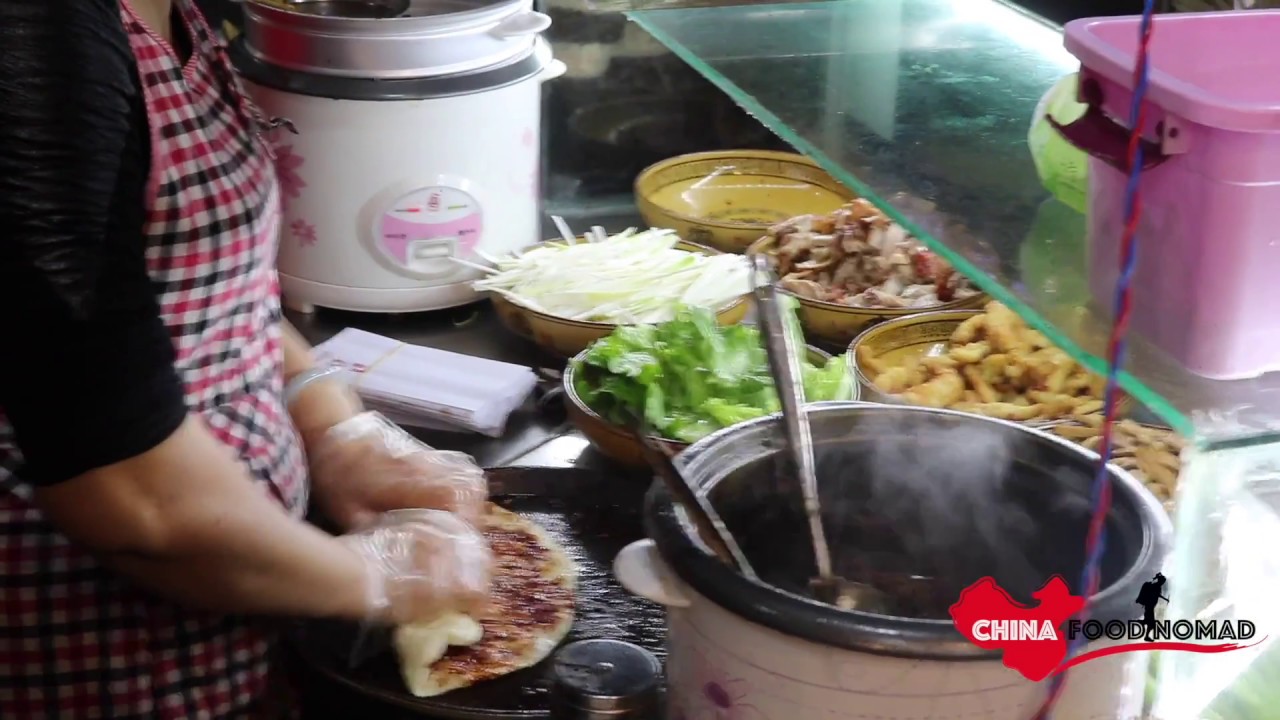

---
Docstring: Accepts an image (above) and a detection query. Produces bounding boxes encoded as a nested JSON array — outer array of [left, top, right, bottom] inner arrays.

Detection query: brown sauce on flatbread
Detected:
[[429, 510, 574, 681]]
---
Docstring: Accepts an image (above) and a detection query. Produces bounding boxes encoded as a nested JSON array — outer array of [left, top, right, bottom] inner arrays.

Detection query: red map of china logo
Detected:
[[950, 577, 1084, 681], [950, 576, 1263, 682]]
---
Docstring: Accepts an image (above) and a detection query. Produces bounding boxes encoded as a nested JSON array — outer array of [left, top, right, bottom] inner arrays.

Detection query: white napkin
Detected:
[[313, 328, 537, 438]]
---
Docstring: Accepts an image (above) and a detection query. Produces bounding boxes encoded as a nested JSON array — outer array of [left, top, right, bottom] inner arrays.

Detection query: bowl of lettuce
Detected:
[[565, 305, 857, 466]]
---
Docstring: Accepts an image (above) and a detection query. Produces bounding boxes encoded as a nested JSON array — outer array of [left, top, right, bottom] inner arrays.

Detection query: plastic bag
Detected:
[[1028, 73, 1089, 214]]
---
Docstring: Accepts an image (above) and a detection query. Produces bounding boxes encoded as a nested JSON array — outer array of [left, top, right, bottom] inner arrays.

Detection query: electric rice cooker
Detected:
[[233, 0, 564, 313]]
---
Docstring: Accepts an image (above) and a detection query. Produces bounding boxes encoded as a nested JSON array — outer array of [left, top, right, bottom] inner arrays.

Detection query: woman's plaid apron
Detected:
[[0, 1, 308, 716]]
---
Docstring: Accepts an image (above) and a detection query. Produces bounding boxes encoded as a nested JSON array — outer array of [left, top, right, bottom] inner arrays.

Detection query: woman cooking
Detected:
[[0, 0, 493, 717]]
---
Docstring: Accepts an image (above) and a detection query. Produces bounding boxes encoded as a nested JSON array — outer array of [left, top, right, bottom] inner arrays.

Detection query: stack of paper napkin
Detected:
[[313, 328, 537, 438]]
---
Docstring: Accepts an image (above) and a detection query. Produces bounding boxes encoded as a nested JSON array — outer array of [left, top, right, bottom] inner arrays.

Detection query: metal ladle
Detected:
[[749, 254, 891, 613], [577, 362, 757, 579], [633, 427, 758, 580]]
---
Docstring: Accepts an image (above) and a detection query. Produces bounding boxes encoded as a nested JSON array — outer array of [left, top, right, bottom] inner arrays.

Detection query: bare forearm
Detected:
[[281, 320, 319, 381], [35, 416, 371, 620], [109, 494, 369, 619], [281, 320, 363, 447]]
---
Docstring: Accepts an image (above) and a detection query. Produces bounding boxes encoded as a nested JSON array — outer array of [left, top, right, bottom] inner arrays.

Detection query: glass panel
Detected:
[[539, 0, 796, 228], [626, 0, 1280, 443]]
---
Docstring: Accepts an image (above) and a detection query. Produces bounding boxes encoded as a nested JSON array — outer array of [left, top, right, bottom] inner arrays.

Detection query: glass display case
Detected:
[[539, 0, 797, 227], [621, 0, 1279, 717]]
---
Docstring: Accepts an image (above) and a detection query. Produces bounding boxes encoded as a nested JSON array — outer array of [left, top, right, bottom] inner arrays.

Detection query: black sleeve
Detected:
[[192, 0, 225, 34], [0, 0, 189, 485]]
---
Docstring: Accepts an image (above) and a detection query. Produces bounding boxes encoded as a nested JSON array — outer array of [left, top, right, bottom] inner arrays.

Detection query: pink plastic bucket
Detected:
[[1060, 11, 1280, 380]]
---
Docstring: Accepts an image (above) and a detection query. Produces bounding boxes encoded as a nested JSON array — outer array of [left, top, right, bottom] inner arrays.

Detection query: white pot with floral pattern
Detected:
[[618, 540, 1150, 720], [615, 405, 1173, 720]]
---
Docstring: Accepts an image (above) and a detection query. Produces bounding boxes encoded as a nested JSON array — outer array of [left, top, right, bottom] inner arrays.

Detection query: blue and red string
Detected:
[[1034, 1, 1157, 718]]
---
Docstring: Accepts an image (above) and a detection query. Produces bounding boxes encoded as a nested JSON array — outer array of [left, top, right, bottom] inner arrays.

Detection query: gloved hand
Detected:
[[341, 508, 492, 624], [308, 412, 488, 531]]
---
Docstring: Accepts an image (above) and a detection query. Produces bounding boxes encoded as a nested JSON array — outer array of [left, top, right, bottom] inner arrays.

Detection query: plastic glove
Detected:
[[308, 412, 488, 531], [341, 508, 492, 625]]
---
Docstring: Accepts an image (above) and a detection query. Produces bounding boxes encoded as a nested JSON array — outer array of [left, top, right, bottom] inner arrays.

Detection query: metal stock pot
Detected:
[[614, 402, 1171, 719]]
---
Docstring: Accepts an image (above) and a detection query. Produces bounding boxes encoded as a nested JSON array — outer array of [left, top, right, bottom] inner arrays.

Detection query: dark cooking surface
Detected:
[[291, 467, 666, 719]]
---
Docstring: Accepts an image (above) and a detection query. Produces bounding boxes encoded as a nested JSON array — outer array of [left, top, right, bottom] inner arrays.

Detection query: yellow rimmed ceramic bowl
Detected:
[[565, 345, 849, 467], [488, 239, 750, 358], [746, 235, 988, 347], [634, 150, 855, 253], [847, 309, 1130, 424]]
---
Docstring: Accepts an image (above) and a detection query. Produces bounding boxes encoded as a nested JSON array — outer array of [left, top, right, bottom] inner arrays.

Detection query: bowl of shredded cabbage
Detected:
[[470, 228, 752, 357], [565, 305, 857, 466]]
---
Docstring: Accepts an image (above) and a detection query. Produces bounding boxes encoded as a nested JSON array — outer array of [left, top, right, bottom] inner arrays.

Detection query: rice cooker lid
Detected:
[[242, 0, 549, 79], [247, 0, 519, 20], [230, 38, 554, 101], [404, 0, 514, 17], [270, 0, 410, 19], [274, 0, 517, 18]]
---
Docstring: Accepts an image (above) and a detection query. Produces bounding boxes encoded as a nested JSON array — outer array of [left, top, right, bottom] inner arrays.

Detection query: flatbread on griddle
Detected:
[[393, 503, 577, 697]]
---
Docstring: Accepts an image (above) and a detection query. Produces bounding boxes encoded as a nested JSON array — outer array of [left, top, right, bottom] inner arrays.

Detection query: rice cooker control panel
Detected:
[[370, 185, 484, 279]]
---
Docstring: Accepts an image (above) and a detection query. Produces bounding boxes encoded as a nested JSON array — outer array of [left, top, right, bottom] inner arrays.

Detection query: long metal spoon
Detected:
[[749, 255, 890, 612]]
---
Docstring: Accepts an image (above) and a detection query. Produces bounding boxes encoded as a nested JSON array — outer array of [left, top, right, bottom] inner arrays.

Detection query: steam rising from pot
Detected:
[[712, 409, 1098, 618], [843, 412, 1040, 608]]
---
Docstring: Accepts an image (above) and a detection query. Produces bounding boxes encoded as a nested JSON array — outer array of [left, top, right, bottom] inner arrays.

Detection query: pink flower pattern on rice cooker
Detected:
[[273, 143, 307, 212], [290, 219, 317, 248], [508, 127, 538, 199]]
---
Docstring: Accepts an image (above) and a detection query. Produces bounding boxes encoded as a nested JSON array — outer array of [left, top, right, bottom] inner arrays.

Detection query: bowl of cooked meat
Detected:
[[747, 199, 986, 346]]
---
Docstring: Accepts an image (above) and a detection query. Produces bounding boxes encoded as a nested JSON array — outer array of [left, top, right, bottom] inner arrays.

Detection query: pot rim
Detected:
[[241, 0, 542, 80], [647, 402, 1172, 660], [231, 39, 552, 98], [245, 0, 524, 33]]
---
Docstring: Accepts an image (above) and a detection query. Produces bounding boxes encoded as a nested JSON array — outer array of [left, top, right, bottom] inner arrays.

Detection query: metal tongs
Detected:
[[750, 255, 890, 613]]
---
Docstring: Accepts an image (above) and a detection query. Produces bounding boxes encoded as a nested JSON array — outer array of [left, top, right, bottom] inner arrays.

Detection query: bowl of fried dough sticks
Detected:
[[1046, 418, 1183, 512], [850, 301, 1181, 510], [849, 300, 1132, 422]]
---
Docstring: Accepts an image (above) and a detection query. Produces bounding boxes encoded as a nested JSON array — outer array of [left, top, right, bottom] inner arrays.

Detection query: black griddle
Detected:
[[290, 467, 667, 719]]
